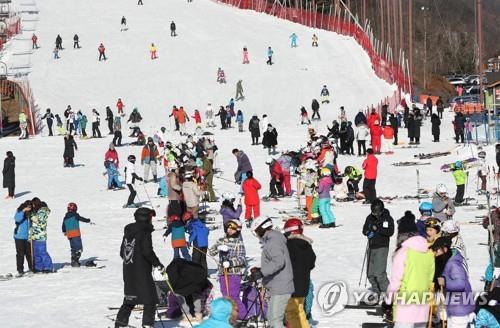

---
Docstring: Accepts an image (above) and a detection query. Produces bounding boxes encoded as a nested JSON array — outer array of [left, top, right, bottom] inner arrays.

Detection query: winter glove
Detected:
[[250, 267, 263, 282], [222, 261, 230, 269], [137, 177, 144, 182], [367, 231, 375, 239], [217, 245, 229, 252]]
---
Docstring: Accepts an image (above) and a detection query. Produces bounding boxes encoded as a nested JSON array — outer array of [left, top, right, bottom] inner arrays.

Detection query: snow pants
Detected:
[[372, 137, 381, 154], [143, 162, 157, 182], [15, 238, 32, 273], [281, 171, 291, 195], [126, 184, 137, 206], [383, 138, 393, 153], [219, 274, 247, 320], [245, 203, 260, 220], [32, 240, 53, 272], [108, 174, 122, 189], [367, 247, 389, 294], [116, 298, 155, 327], [363, 179, 377, 203], [173, 247, 191, 261], [285, 297, 309, 328], [268, 294, 291, 328], [305, 195, 313, 221], [455, 184, 465, 204], [270, 177, 284, 197], [319, 197, 335, 224]]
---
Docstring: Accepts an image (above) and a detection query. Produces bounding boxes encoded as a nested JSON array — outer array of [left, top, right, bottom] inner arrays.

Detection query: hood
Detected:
[[124, 221, 153, 238], [401, 235, 429, 253], [208, 298, 232, 322], [287, 233, 313, 245]]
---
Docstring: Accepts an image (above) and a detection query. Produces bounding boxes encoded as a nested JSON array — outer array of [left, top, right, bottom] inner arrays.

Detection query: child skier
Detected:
[[417, 202, 433, 237], [116, 98, 125, 116], [192, 109, 202, 127], [235, 110, 244, 132], [184, 212, 209, 275], [163, 214, 191, 260], [289, 33, 298, 47], [450, 161, 467, 205], [241, 171, 261, 228], [300, 106, 311, 125], [62, 202, 92, 267], [104, 159, 123, 190], [150, 43, 157, 59], [242, 46, 249, 64], [123, 155, 144, 208], [209, 219, 248, 320], [320, 85, 330, 104], [266, 46, 274, 65], [317, 167, 336, 228], [217, 67, 226, 84], [301, 161, 317, 223]]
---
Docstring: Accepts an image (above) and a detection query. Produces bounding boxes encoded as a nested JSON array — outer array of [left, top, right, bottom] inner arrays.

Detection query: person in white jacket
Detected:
[[91, 109, 102, 138], [124, 155, 143, 208], [205, 103, 215, 128], [182, 171, 201, 216], [356, 124, 370, 156], [261, 114, 269, 132]]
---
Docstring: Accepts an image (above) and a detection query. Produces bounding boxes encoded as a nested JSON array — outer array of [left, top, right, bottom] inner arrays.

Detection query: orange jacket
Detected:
[[383, 126, 394, 139], [177, 109, 188, 124], [141, 145, 160, 163]]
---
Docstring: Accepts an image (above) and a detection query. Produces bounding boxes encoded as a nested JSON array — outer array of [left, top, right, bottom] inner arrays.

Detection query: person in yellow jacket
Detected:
[[150, 43, 157, 60], [450, 161, 467, 204]]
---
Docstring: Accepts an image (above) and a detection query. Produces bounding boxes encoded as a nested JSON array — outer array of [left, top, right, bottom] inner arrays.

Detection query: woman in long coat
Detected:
[[3, 151, 15, 198], [63, 134, 78, 167]]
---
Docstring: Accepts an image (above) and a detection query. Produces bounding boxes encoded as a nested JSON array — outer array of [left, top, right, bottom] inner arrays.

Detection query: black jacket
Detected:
[[166, 258, 209, 296], [2, 155, 15, 188], [407, 116, 416, 138], [248, 117, 260, 137], [287, 235, 316, 297], [354, 112, 367, 126], [389, 115, 398, 132], [431, 115, 441, 136], [106, 108, 114, 121], [262, 128, 278, 147], [120, 221, 161, 304], [311, 99, 320, 112], [63, 136, 78, 158], [362, 209, 394, 249]]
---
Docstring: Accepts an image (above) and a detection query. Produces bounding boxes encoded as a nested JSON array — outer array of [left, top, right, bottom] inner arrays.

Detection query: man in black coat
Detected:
[[115, 208, 163, 328], [311, 99, 320, 120], [362, 199, 394, 300], [3, 151, 15, 199], [389, 113, 399, 145], [248, 115, 261, 145], [106, 106, 114, 135]]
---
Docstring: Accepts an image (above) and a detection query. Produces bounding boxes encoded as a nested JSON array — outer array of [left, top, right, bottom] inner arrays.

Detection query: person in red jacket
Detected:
[[98, 43, 106, 61], [367, 108, 381, 129], [116, 98, 125, 116], [382, 124, 394, 154], [192, 110, 202, 127], [104, 143, 120, 168], [362, 148, 378, 204], [370, 120, 383, 154], [241, 171, 262, 227], [266, 157, 284, 199]]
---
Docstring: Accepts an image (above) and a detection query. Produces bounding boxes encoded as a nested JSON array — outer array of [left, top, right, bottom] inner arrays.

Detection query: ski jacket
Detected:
[[356, 124, 370, 141], [116, 100, 124, 111], [98, 44, 105, 53], [347, 166, 362, 180], [300, 171, 317, 197], [220, 205, 242, 226], [451, 167, 467, 186], [63, 137, 78, 159], [320, 87, 329, 96], [441, 252, 475, 317], [105, 162, 120, 177], [177, 109, 188, 124], [267, 48, 274, 57], [362, 154, 378, 179], [128, 111, 142, 123], [14, 210, 30, 240], [287, 234, 316, 297], [105, 149, 120, 168], [260, 229, 295, 296], [120, 221, 161, 305], [386, 236, 435, 324], [141, 144, 160, 164], [355, 112, 368, 126], [367, 112, 381, 128], [370, 125, 383, 140], [270, 161, 283, 180], [235, 151, 253, 177], [248, 117, 260, 137], [317, 176, 332, 199], [150, 45, 157, 53], [362, 209, 394, 249], [62, 212, 90, 239], [209, 235, 247, 275], [182, 180, 201, 208], [277, 154, 292, 172], [431, 115, 441, 136], [242, 177, 261, 205], [3, 155, 15, 188], [236, 112, 244, 123], [432, 193, 455, 221], [262, 128, 278, 148], [311, 99, 320, 112], [192, 111, 201, 124], [30, 207, 51, 241], [383, 126, 394, 139], [124, 161, 137, 184], [167, 171, 182, 201], [195, 298, 233, 328], [164, 220, 187, 248], [186, 219, 209, 248]]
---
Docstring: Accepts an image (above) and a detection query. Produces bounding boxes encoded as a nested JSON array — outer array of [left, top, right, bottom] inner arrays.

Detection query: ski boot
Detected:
[[71, 251, 81, 267], [246, 218, 253, 229]]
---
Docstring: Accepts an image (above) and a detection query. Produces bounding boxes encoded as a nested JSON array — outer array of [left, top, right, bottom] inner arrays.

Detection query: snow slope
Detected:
[[0, 1, 493, 327]]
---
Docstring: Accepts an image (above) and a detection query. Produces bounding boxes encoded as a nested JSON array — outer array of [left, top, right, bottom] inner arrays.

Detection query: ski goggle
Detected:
[[425, 218, 440, 228], [226, 221, 241, 231]]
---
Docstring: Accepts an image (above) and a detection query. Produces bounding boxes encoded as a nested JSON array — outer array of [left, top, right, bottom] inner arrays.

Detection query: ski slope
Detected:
[[0, 1, 493, 327]]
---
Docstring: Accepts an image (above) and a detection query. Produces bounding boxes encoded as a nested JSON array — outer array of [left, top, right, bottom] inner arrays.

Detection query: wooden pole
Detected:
[[409, 0, 413, 79]]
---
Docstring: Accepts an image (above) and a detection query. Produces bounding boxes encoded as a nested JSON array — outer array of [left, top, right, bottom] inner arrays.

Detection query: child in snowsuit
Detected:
[[300, 106, 311, 125], [242, 46, 249, 64], [104, 160, 123, 190], [185, 214, 209, 275], [209, 220, 248, 320], [241, 171, 261, 227], [192, 110, 202, 127], [62, 203, 92, 267], [289, 33, 298, 47], [317, 167, 336, 228], [164, 216, 191, 260], [370, 121, 383, 154], [450, 161, 467, 204], [301, 163, 317, 223], [382, 124, 394, 154], [236, 110, 244, 132], [217, 68, 226, 83]]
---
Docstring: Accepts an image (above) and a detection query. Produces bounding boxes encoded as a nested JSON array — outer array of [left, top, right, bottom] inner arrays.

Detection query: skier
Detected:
[[311, 34, 318, 47], [32, 33, 38, 49], [127, 108, 143, 136], [235, 80, 244, 100], [248, 114, 260, 145], [18, 111, 28, 139], [283, 218, 316, 327], [184, 213, 209, 274], [289, 33, 298, 47], [209, 219, 248, 320], [369, 120, 383, 154], [217, 67, 226, 84], [104, 159, 122, 190], [141, 137, 160, 183], [235, 110, 244, 132], [124, 155, 144, 208], [113, 116, 122, 146], [14, 200, 33, 275], [367, 108, 381, 129], [182, 171, 201, 217], [41, 108, 54, 136], [105, 106, 114, 135], [167, 166, 183, 219], [317, 167, 336, 228], [91, 108, 102, 138], [450, 161, 467, 205], [301, 161, 317, 223], [262, 124, 278, 155], [79, 112, 88, 138], [320, 85, 330, 104], [382, 124, 394, 154], [114, 208, 163, 328], [266, 157, 284, 199], [242, 46, 249, 64], [266, 46, 274, 65], [356, 124, 369, 156], [431, 113, 441, 142], [242, 171, 261, 228], [250, 217, 294, 328], [344, 165, 362, 200], [98, 43, 106, 61], [190, 109, 202, 128], [432, 184, 455, 222], [62, 203, 92, 267], [205, 103, 215, 128], [63, 134, 77, 167], [116, 98, 125, 116], [170, 21, 176, 37], [362, 148, 378, 204], [55, 34, 62, 49], [215, 106, 227, 129], [3, 151, 15, 199], [177, 106, 189, 136], [300, 106, 311, 125], [311, 99, 320, 120], [120, 16, 127, 31], [163, 214, 191, 260], [73, 34, 80, 49], [30, 197, 54, 273], [149, 43, 157, 59]]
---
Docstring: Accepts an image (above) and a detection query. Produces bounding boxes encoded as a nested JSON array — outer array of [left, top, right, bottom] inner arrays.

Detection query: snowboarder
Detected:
[[141, 137, 160, 183], [98, 43, 106, 61], [170, 21, 176, 36], [116, 98, 125, 116], [73, 34, 80, 49], [362, 148, 378, 204], [242, 171, 261, 227], [317, 167, 336, 228], [29, 198, 54, 273], [55, 34, 62, 50], [124, 155, 143, 208], [114, 208, 163, 328], [13, 200, 33, 275], [248, 114, 260, 145], [105, 106, 114, 135], [63, 134, 77, 167], [320, 85, 330, 104], [32, 33, 38, 49], [120, 16, 127, 31], [362, 199, 394, 300], [289, 33, 298, 47], [149, 43, 157, 59], [127, 108, 143, 136], [62, 202, 92, 267], [266, 46, 274, 65], [3, 151, 15, 199], [217, 67, 226, 84], [41, 108, 54, 136], [311, 99, 320, 120], [235, 80, 244, 100], [242, 46, 249, 64], [91, 109, 102, 138], [312, 34, 318, 47]]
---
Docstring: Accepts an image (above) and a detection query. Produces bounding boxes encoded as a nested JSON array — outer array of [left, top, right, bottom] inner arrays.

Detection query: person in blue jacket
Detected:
[[14, 200, 33, 275], [289, 33, 298, 48], [62, 202, 92, 267], [195, 297, 236, 328], [266, 46, 274, 65], [104, 159, 122, 190], [185, 212, 209, 275], [236, 110, 244, 132]]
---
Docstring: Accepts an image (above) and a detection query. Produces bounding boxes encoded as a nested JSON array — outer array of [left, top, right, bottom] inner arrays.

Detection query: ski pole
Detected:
[[142, 183, 156, 208], [358, 240, 369, 287], [224, 266, 230, 298], [439, 285, 446, 328], [161, 272, 194, 328], [214, 175, 237, 184]]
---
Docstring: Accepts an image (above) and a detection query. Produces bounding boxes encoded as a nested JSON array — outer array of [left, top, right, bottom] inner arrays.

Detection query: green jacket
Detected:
[[30, 207, 51, 241], [451, 166, 467, 185], [347, 166, 362, 180]]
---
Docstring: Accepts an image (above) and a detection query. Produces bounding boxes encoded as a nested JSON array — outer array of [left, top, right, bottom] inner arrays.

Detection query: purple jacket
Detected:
[[317, 176, 332, 199], [220, 205, 242, 226], [442, 252, 475, 317], [236, 152, 253, 175]]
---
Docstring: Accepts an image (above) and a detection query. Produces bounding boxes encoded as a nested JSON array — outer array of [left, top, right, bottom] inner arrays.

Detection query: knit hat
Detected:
[[397, 211, 418, 234]]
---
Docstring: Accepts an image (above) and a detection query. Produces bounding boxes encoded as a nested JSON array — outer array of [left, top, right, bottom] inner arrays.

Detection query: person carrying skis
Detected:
[[13, 200, 33, 275], [311, 34, 318, 47], [209, 219, 248, 320], [362, 148, 378, 204], [266, 46, 274, 65], [184, 212, 209, 275], [450, 161, 467, 205], [344, 165, 362, 200], [317, 167, 336, 228], [248, 114, 261, 145], [62, 202, 92, 267], [283, 218, 316, 327], [289, 33, 298, 47], [98, 43, 106, 61], [362, 199, 394, 302], [242, 46, 249, 64], [250, 217, 294, 328], [124, 155, 144, 208], [116, 98, 125, 116], [242, 171, 261, 228], [320, 85, 330, 104], [217, 67, 226, 84], [32, 33, 38, 49], [235, 80, 244, 100], [120, 16, 127, 31], [149, 43, 157, 59], [170, 21, 176, 37], [114, 207, 163, 328], [311, 99, 320, 120], [73, 34, 80, 49]]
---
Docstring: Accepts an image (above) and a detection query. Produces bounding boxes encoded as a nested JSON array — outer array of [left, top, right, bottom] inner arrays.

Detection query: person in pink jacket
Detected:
[[384, 234, 435, 327]]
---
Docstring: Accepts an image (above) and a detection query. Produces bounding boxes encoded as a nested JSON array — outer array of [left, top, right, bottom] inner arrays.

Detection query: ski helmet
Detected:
[[283, 218, 304, 235], [134, 207, 155, 222], [182, 211, 194, 223], [252, 216, 273, 232], [436, 184, 448, 194], [344, 166, 353, 175], [441, 220, 460, 234], [67, 202, 78, 212], [320, 167, 331, 176], [425, 217, 441, 233], [128, 155, 136, 163], [370, 199, 385, 217], [478, 151, 486, 159], [454, 161, 463, 169], [418, 202, 433, 216], [265, 157, 274, 165], [222, 192, 236, 201], [225, 219, 242, 231]]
